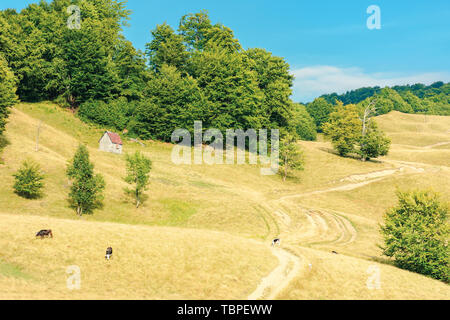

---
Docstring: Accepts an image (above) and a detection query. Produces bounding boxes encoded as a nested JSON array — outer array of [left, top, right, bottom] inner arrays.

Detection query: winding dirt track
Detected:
[[248, 247, 303, 300], [248, 160, 429, 300]]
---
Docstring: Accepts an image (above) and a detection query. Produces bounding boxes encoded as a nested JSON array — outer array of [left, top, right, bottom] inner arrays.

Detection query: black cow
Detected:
[[105, 247, 113, 260], [36, 230, 53, 239], [271, 238, 281, 247]]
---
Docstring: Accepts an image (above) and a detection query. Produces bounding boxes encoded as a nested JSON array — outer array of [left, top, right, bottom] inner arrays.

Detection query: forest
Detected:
[[0, 0, 448, 146]]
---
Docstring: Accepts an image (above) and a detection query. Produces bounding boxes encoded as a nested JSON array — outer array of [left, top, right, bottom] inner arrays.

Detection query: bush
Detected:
[[13, 161, 45, 199], [380, 190, 449, 283]]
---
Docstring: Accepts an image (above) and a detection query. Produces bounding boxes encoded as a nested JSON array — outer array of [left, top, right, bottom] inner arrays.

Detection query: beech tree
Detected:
[[380, 190, 449, 283], [323, 102, 361, 156]]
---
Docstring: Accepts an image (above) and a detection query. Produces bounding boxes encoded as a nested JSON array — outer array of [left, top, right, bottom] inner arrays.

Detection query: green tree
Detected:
[[146, 23, 189, 72], [380, 190, 449, 283], [114, 37, 150, 101], [377, 87, 413, 113], [67, 145, 105, 216], [0, 54, 18, 135], [306, 98, 334, 132], [187, 46, 264, 132], [244, 48, 294, 129], [358, 100, 391, 161], [289, 103, 317, 141], [178, 11, 241, 52], [13, 161, 45, 199], [323, 102, 361, 156], [279, 134, 305, 181], [133, 64, 203, 141], [359, 123, 391, 161], [124, 151, 152, 208]]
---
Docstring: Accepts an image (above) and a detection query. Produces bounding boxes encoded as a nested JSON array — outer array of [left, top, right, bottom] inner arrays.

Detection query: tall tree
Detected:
[[306, 98, 334, 132], [289, 103, 317, 141], [187, 46, 264, 132], [67, 145, 105, 216], [133, 64, 203, 141], [124, 151, 152, 208], [323, 102, 361, 156], [244, 48, 294, 129], [0, 54, 18, 135], [146, 23, 189, 72]]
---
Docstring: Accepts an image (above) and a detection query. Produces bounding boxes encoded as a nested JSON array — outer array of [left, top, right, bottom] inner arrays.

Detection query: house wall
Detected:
[[99, 134, 122, 154]]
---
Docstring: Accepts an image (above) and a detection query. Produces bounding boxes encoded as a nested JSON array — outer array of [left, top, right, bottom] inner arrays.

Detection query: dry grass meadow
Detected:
[[0, 103, 448, 299]]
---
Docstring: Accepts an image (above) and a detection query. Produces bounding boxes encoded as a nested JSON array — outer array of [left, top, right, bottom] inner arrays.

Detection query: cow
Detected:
[[271, 238, 281, 247], [332, 251, 338, 255], [36, 230, 53, 239], [105, 247, 113, 260]]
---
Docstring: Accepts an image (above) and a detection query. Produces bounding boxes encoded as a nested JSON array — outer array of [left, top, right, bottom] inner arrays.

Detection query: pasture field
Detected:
[[0, 103, 448, 299]]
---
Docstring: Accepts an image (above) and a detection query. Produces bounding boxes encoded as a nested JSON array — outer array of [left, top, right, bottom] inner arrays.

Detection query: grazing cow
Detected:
[[36, 230, 53, 239], [271, 238, 281, 247], [332, 251, 338, 255], [105, 247, 113, 260]]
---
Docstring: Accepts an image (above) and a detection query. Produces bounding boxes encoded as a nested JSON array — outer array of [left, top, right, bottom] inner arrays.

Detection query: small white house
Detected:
[[99, 131, 123, 154]]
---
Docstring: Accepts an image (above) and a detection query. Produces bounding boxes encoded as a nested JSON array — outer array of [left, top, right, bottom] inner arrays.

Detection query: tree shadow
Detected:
[[318, 147, 383, 164]]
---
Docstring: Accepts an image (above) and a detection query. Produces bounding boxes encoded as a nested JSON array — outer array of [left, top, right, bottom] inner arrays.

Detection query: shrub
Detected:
[[380, 190, 449, 283], [13, 161, 45, 199]]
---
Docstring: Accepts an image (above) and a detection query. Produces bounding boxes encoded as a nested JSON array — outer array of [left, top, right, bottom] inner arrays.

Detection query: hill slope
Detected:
[[0, 103, 448, 299]]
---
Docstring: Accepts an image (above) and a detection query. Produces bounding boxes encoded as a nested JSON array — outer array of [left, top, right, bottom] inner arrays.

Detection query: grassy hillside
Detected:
[[0, 214, 276, 300], [0, 103, 448, 299]]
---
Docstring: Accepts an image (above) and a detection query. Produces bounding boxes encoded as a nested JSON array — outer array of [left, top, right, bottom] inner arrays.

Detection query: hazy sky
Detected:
[[2, 0, 449, 102]]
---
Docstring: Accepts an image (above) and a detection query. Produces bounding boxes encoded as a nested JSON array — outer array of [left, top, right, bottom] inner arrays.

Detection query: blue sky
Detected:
[[1, 0, 449, 102]]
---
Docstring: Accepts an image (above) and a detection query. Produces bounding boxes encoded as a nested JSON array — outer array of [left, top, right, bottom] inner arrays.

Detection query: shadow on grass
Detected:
[[318, 147, 384, 164]]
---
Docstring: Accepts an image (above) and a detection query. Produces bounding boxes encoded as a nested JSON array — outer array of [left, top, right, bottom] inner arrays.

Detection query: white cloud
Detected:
[[291, 65, 450, 103]]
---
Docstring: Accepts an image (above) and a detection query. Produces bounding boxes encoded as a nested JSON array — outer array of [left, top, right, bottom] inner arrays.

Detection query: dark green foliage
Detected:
[[78, 97, 136, 131], [306, 98, 333, 132], [146, 23, 189, 72], [186, 46, 264, 132], [244, 48, 294, 129], [0, 0, 132, 106], [380, 190, 449, 283], [178, 10, 241, 52], [0, 54, 18, 135], [319, 83, 449, 116], [124, 151, 152, 208], [133, 64, 203, 141], [66, 145, 105, 216], [289, 103, 317, 141], [13, 161, 45, 199]]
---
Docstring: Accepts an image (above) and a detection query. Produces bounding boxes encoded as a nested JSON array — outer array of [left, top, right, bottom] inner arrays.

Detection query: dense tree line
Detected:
[[316, 82, 450, 116], [1, 2, 306, 144]]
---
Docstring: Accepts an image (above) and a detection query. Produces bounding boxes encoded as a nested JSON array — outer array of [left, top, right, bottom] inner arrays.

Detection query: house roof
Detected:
[[104, 131, 123, 145]]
